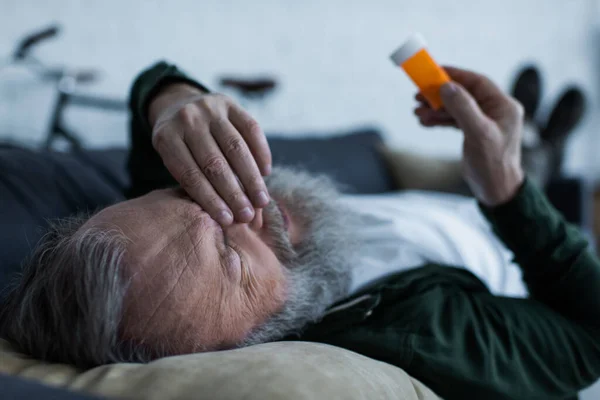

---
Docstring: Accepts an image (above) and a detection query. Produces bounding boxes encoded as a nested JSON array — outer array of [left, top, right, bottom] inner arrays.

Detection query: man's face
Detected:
[[80, 168, 358, 356]]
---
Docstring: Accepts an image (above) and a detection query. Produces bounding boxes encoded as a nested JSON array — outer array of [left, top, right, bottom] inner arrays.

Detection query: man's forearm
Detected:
[[481, 178, 600, 328], [127, 61, 209, 198], [148, 83, 207, 129], [129, 61, 210, 135]]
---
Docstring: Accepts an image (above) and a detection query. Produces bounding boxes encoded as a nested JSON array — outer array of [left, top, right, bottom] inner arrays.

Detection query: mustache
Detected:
[[262, 200, 296, 266]]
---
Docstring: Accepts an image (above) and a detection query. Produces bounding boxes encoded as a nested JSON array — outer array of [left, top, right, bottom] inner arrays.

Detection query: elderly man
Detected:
[[1, 62, 600, 400]]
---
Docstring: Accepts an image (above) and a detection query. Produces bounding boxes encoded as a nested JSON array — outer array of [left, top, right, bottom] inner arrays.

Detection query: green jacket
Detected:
[[128, 62, 600, 400]]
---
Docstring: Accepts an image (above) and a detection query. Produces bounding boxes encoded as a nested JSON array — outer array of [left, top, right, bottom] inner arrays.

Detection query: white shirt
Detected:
[[341, 191, 528, 298]]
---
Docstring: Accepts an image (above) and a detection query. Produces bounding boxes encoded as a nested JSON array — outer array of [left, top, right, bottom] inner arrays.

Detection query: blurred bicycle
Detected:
[[0, 24, 126, 150]]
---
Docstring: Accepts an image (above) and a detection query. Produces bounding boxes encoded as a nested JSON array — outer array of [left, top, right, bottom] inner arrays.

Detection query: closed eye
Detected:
[[223, 230, 229, 247], [219, 228, 242, 270]]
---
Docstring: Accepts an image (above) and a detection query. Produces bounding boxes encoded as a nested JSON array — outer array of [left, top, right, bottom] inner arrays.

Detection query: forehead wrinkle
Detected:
[[243, 268, 280, 317], [124, 213, 210, 321], [127, 234, 196, 318], [180, 271, 228, 350], [136, 260, 194, 338], [214, 285, 234, 347], [130, 214, 210, 279], [183, 222, 213, 266]]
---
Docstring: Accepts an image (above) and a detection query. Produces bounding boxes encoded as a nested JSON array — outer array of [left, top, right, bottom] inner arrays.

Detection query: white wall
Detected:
[[1, 0, 600, 397], [2, 0, 600, 177]]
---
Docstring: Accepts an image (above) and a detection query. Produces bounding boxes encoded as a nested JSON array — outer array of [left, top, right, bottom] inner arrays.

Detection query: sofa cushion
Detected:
[[0, 339, 440, 400], [0, 145, 128, 296], [378, 144, 464, 193]]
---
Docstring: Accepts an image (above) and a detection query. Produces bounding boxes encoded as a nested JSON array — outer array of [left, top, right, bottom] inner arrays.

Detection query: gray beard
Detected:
[[241, 167, 361, 347]]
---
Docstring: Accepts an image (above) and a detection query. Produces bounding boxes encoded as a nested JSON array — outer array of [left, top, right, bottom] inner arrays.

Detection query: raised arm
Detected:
[[422, 66, 600, 326], [307, 67, 600, 399], [127, 61, 272, 225], [407, 178, 600, 399], [127, 61, 209, 198], [408, 67, 600, 398]]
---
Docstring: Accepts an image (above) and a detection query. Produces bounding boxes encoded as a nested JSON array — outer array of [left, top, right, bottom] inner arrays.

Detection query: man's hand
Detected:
[[414, 66, 525, 206], [148, 83, 272, 225]]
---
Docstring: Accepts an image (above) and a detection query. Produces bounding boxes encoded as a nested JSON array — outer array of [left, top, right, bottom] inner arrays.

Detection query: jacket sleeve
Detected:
[[416, 179, 600, 399], [126, 61, 210, 199]]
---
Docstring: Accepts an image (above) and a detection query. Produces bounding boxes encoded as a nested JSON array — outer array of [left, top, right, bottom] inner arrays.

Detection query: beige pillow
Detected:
[[0, 339, 440, 400], [379, 144, 465, 194]]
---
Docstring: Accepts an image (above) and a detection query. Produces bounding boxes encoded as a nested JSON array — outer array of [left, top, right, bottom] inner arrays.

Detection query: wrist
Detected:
[[148, 83, 206, 128], [483, 164, 525, 207]]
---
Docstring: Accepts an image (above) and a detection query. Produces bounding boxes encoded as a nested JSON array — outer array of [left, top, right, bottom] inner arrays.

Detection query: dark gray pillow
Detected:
[[0, 373, 104, 400], [269, 129, 395, 194], [0, 145, 128, 294]]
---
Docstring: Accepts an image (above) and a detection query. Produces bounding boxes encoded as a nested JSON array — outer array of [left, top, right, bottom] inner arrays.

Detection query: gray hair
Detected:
[[0, 216, 150, 368]]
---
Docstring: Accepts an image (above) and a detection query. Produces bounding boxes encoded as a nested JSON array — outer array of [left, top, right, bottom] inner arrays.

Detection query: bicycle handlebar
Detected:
[[14, 25, 60, 60]]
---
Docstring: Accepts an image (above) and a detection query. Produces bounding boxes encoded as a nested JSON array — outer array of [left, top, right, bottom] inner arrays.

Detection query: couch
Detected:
[[0, 128, 587, 400]]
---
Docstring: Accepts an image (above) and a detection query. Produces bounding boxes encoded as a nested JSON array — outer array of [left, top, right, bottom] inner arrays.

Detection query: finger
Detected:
[[418, 117, 457, 127], [415, 92, 428, 104], [156, 135, 234, 226], [185, 129, 256, 223], [439, 82, 490, 135], [419, 118, 458, 128], [414, 107, 457, 127], [417, 112, 457, 125], [415, 99, 429, 108], [442, 66, 508, 106], [228, 104, 272, 176], [414, 106, 453, 121], [212, 118, 270, 209]]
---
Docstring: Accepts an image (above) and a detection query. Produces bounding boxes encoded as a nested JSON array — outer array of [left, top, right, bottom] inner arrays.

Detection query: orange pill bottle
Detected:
[[390, 33, 450, 110]]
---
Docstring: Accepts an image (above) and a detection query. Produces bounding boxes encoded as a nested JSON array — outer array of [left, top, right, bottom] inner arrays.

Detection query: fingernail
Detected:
[[256, 191, 269, 207], [264, 164, 272, 175], [239, 207, 254, 221], [217, 210, 233, 226], [440, 82, 458, 97]]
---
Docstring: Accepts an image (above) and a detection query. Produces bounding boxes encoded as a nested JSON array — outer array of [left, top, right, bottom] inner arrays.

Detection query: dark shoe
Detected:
[[540, 86, 586, 144], [511, 65, 542, 120]]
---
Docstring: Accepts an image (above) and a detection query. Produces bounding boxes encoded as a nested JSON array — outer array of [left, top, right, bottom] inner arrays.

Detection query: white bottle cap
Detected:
[[390, 33, 428, 65]]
